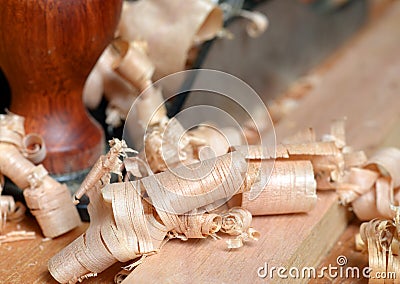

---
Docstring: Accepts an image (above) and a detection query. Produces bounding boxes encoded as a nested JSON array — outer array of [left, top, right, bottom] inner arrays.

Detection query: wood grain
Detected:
[[0, 218, 125, 284], [309, 220, 367, 283], [0, 0, 122, 174]]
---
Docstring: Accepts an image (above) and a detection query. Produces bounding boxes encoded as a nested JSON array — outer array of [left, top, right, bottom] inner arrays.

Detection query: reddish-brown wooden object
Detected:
[[0, 0, 122, 174]]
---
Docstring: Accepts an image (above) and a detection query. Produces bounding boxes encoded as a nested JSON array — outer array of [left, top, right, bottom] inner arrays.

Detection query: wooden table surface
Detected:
[[0, 218, 124, 284], [0, 215, 369, 284]]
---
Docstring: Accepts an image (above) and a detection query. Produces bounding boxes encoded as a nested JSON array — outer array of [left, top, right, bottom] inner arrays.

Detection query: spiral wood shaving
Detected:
[[0, 113, 81, 238], [358, 219, 400, 283]]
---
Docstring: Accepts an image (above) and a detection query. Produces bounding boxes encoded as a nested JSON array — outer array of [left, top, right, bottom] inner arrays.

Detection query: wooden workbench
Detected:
[[1, 1, 400, 283]]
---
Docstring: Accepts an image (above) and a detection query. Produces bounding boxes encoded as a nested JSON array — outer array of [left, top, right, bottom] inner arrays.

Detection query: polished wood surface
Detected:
[[0, 0, 122, 174]]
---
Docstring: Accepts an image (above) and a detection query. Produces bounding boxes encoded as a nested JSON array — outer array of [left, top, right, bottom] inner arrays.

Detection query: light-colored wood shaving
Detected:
[[0, 113, 81, 238], [83, 0, 224, 128], [0, 230, 35, 244], [350, 148, 400, 220], [0, 195, 26, 234], [359, 219, 400, 283], [237, 160, 317, 215], [232, 141, 344, 190], [117, 0, 223, 80], [237, 10, 268, 38]]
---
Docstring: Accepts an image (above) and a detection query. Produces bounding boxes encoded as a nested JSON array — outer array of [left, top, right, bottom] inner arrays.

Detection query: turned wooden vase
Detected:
[[0, 0, 122, 174]]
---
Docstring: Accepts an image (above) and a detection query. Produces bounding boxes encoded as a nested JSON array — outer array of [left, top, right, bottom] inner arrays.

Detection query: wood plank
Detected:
[[123, 2, 400, 283], [309, 220, 367, 283], [124, 192, 348, 284]]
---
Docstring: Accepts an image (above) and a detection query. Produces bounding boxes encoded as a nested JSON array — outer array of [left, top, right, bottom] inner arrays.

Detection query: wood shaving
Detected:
[[234, 160, 317, 216], [0, 230, 35, 244], [267, 75, 320, 124], [221, 207, 259, 249], [0, 113, 81, 238], [77, 273, 97, 283], [83, 0, 224, 128], [232, 140, 344, 191], [237, 10, 269, 38], [354, 147, 400, 281], [0, 195, 26, 234], [117, 0, 223, 81], [359, 219, 400, 282], [349, 148, 400, 221], [112, 38, 154, 93]]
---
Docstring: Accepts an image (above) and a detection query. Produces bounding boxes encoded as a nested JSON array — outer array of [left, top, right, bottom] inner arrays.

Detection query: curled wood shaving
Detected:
[[221, 207, 259, 249], [237, 10, 269, 38], [232, 140, 344, 190], [142, 117, 193, 173], [337, 168, 379, 204], [124, 86, 168, 151], [21, 133, 46, 164], [359, 219, 400, 283], [95, 37, 158, 129], [77, 273, 97, 283], [237, 160, 317, 216], [0, 113, 81, 238], [83, 0, 224, 128], [0, 195, 26, 234], [350, 148, 400, 221], [83, 45, 138, 126], [49, 140, 163, 283], [117, 0, 223, 80], [112, 38, 154, 93], [141, 118, 238, 175]]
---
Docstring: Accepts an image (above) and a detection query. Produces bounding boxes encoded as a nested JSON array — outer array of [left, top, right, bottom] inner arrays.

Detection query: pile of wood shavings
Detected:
[[0, 113, 81, 239], [48, 139, 265, 283], [49, 74, 399, 284], [48, 119, 365, 283], [350, 147, 400, 283]]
